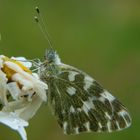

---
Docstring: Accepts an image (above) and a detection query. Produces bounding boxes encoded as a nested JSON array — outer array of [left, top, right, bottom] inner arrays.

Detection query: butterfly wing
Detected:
[[46, 64, 131, 134]]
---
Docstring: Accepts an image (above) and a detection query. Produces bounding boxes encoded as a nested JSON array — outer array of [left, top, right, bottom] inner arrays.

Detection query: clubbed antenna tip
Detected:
[[34, 16, 39, 23], [35, 6, 40, 14]]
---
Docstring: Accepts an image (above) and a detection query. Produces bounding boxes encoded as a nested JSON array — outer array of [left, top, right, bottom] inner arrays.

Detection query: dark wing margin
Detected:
[[48, 64, 131, 134]]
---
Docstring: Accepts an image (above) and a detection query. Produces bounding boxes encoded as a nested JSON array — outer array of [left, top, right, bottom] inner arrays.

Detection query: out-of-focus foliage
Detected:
[[0, 0, 140, 140]]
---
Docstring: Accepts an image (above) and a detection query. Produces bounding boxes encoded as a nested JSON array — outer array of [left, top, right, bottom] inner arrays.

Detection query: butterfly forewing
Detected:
[[41, 63, 131, 134]]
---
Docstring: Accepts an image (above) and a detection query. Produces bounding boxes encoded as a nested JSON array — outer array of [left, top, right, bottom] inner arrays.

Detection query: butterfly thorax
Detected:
[[45, 49, 61, 65], [39, 49, 62, 81]]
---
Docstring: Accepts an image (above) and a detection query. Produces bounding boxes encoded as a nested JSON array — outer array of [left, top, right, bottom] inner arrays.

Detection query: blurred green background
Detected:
[[0, 0, 140, 140]]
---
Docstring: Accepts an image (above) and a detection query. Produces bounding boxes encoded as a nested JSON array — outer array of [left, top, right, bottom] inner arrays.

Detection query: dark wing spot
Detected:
[[88, 81, 104, 97]]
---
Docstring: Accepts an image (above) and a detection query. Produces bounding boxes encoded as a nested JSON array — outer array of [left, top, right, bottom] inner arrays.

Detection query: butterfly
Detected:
[[37, 49, 132, 135]]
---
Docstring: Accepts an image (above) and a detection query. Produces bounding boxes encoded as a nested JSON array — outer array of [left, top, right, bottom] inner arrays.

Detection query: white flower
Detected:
[[0, 55, 48, 140]]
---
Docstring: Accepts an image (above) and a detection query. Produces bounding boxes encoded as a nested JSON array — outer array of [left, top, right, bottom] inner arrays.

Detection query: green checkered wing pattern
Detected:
[[42, 64, 131, 134]]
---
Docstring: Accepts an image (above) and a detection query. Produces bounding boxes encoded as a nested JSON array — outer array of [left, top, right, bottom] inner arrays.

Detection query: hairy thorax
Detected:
[[39, 62, 61, 82]]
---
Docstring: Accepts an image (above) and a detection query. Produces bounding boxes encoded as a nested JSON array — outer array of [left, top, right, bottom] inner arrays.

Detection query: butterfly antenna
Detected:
[[34, 6, 54, 50]]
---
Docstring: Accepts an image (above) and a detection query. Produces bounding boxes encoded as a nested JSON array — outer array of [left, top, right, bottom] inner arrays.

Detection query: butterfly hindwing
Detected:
[[47, 64, 131, 134]]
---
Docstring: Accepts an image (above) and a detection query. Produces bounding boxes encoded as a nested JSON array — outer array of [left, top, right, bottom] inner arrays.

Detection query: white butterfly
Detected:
[[38, 49, 131, 134]]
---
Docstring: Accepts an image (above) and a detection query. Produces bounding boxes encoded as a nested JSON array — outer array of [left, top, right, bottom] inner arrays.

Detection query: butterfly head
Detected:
[[45, 49, 61, 65]]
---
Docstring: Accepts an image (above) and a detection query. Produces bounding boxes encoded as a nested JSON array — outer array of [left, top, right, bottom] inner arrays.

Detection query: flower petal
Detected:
[[16, 95, 43, 121], [7, 82, 21, 100], [0, 112, 28, 140], [0, 56, 4, 68], [12, 73, 34, 91], [2, 94, 43, 121], [0, 70, 8, 105], [11, 57, 32, 68]]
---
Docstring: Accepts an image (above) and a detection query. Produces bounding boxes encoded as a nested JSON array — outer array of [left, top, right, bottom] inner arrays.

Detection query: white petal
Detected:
[[11, 57, 27, 61], [0, 70, 8, 105], [11, 57, 32, 68], [12, 73, 34, 91], [16, 95, 43, 121], [5, 61, 27, 74], [0, 56, 4, 68], [0, 112, 28, 140], [2, 100, 28, 112], [2, 95, 43, 121], [7, 82, 21, 100], [12, 73, 47, 101], [33, 82, 48, 102]]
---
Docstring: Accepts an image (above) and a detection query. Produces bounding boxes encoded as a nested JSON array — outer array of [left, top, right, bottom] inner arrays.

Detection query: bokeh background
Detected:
[[0, 0, 140, 140]]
